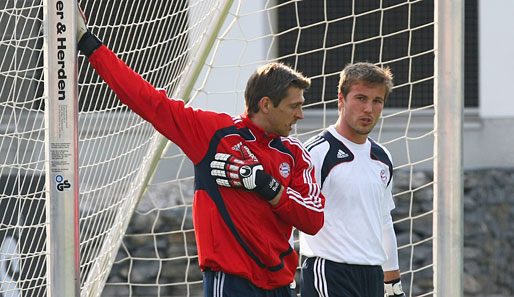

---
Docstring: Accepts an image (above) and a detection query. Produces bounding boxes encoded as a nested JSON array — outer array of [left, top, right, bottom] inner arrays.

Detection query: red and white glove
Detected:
[[210, 153, 281, 201], [384, 278, 406, 297]]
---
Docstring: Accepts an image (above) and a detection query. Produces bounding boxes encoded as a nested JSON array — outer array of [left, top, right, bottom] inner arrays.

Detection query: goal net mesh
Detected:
[[0, 0, 436, 296]]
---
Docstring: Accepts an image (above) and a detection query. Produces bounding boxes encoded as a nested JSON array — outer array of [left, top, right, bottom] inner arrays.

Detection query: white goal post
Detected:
[[0, 0, 463, 297]]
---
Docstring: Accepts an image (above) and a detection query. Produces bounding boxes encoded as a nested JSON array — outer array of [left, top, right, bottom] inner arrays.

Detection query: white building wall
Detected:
[[479, 0, 514, 118], [462, 0, 514, 169], [187, 0, 514, 170], [190, 0, 271, 115]]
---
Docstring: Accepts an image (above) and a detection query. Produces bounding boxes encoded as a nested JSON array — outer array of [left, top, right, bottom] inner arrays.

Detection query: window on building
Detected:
[[277, 0, 478, 109]]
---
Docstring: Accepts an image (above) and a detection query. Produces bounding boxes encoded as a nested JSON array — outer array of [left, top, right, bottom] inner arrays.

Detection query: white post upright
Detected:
[[43, 0, 80, 296], [434, 0, 464, 296]]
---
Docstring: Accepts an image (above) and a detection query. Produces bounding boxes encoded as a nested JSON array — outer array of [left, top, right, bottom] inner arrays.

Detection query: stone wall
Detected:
[[392, 169, 514, 297], [101, 169, 514, 297]]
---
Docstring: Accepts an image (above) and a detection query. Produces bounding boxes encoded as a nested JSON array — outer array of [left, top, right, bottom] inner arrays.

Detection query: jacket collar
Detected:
[[241, 113, 281, 141]]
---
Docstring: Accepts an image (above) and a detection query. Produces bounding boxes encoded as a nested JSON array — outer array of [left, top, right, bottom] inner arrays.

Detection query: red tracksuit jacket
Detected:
[[88, 45, 325, 290]]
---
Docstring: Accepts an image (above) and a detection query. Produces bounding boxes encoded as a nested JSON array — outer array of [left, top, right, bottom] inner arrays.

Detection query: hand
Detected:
[[76, 2, 89, 44], [76, 2, 102, 56], [384, 278, 406, 297], [210, 153, 281, 201], [210, 153, 262, 190]]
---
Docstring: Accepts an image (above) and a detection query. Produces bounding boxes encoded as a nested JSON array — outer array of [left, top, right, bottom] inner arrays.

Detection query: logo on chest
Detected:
[[279, 162, 291, 178], [232, 142, 258, 162], [337, 149, 349, 159], [380, 169, 388, 184]]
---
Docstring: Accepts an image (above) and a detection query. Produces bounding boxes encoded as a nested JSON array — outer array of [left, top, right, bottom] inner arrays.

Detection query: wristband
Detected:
[[254, 171, 281, 201], [78, 32, 102, 57]]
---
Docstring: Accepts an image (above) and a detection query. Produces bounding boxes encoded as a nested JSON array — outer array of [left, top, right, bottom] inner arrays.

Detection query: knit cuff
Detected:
[[78, 31, 102, 57]]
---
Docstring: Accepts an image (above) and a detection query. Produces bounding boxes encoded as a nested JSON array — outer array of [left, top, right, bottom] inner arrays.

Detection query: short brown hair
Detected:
[[245, 62, 310, 116], [338, 62, 394, 100]]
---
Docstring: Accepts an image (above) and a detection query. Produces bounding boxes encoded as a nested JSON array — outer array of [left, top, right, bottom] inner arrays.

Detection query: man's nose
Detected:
[[296, 107, 304, 119], [363, 101, 373, 113]]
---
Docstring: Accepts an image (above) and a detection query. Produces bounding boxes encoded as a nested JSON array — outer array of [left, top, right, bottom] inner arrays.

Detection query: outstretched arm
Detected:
[[75, 3, 229, 164]]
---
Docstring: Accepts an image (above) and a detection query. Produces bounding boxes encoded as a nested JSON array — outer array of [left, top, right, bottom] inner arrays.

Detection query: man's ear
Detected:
[[338, 92, 345, 110], [258, 96, 272, 114]]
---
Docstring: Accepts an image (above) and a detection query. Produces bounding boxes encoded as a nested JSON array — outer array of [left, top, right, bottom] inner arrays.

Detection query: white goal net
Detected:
[[0, 0, 462, 296]]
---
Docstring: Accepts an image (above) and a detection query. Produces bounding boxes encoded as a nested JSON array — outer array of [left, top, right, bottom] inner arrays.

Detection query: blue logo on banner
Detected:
[[55, 175, 71, 191]]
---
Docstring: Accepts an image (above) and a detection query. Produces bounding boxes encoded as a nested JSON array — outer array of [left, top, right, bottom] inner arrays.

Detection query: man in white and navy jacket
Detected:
[[300, 62, 405, 297]]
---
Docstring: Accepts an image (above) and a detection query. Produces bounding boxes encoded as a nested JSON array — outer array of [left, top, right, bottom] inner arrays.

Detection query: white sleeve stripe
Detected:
[[294, 138, 322, 198], [290, 138, 317, 169], [286, 188, 323, 211], [286, 186, 322, 206], [232, 116, 242, 124], [305, 136, 325, 151], [283, 137, 315, 176], [287, 190, 323, 209], [304, 164, 320, 197], [282, 137, 323, 210]]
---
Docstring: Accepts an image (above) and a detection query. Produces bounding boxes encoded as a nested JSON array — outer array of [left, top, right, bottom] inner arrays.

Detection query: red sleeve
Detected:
[[88, 45, 232, 164], [272, 137, 325, 235]]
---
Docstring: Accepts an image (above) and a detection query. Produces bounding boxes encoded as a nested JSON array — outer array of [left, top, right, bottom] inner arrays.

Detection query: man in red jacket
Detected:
[[77, 5, 324, 297]]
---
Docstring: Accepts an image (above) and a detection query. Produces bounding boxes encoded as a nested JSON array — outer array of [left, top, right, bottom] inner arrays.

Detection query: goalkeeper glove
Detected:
[[76, 2, 102, 57], [210, 153, 282, 201], [384, 278, 406, 297]]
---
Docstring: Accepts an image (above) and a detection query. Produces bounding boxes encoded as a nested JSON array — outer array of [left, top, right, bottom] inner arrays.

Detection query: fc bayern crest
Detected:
[[279, 162, 290, 178], [380, 169, 388, 184]]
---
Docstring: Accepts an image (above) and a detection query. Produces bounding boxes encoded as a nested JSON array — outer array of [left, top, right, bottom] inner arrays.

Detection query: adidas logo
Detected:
[[337, 149, 349, 158], [232, 142, 242, 152]]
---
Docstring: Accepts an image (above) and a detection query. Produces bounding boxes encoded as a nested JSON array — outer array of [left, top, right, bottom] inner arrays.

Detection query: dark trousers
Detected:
[[300, 257, 384, 297], [203, 270, 296, 297]]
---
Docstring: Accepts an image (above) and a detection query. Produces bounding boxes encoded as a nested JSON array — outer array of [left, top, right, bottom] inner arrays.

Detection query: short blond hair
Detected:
[[338, 62, 394, 100]]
